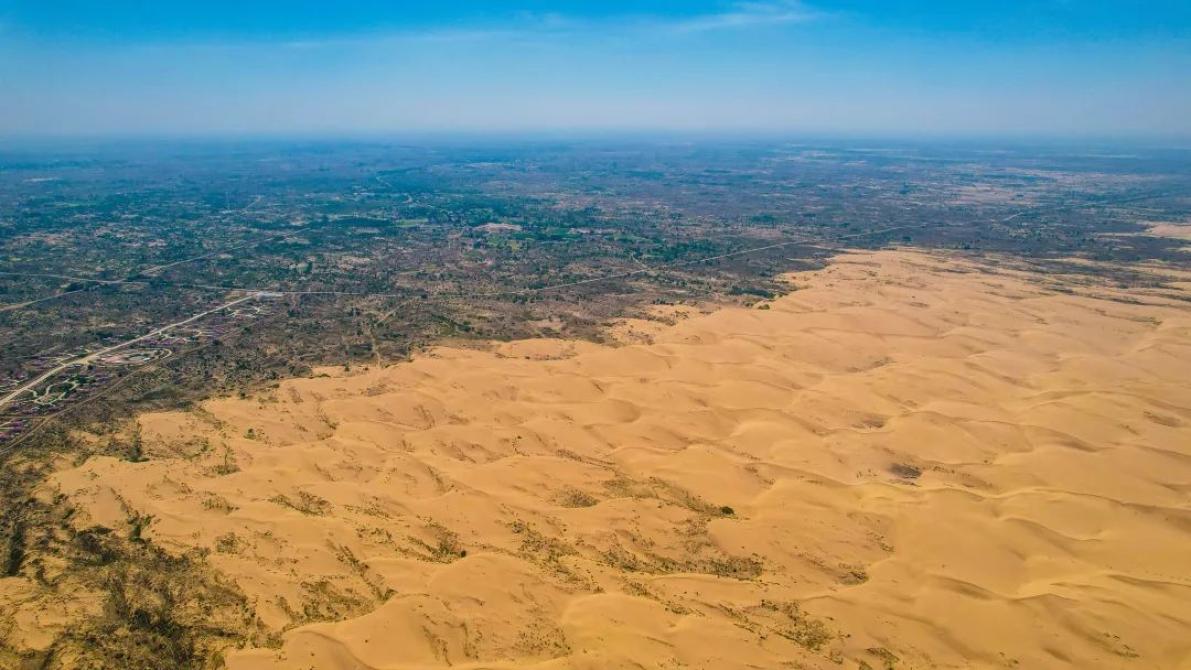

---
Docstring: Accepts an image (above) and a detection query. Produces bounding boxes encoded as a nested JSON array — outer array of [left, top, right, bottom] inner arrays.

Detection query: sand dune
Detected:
[[1147, 222, 1191, 241], [49, 250, 1191, 669]]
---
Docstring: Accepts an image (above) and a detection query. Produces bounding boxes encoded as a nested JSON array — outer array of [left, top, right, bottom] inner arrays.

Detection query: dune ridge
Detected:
[[48, 250, 1191, 669]]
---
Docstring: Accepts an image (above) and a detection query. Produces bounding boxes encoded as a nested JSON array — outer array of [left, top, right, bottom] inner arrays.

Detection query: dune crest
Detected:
[[50, 250, 1191, 669]]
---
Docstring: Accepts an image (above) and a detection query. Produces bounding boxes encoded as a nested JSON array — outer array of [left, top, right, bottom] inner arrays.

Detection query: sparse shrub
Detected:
[[408, 521, 465, 563], [867, 646, 900, 669], [214, 532, 240, 553], [127, 513, 153, 543], [556, 487, 599, 508], [760, 600, 836, 652], [840, 568, 869, 585], [201, 494, 238, 514], [269, 490, 331, 516]]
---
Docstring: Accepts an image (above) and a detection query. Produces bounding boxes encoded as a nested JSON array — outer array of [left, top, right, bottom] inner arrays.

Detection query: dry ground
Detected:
[[15, 249, 1191, 669]]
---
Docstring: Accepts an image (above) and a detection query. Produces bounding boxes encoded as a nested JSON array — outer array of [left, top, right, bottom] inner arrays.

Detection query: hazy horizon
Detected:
[[2, 1, 1190, 138]]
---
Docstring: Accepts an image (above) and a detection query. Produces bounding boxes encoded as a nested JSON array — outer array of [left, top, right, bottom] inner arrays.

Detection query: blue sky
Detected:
[[1, 1, 1189, 137]]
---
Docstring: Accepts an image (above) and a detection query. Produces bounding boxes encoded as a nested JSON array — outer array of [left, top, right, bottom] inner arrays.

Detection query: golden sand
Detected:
[[48, 250, 1191, 669], [1147, 223, 1191, 242]]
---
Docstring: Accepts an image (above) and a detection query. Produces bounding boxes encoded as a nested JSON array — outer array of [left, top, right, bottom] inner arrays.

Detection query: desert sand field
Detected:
[[1148, 222, 1191, 242], [42, 250, 1191, 669]]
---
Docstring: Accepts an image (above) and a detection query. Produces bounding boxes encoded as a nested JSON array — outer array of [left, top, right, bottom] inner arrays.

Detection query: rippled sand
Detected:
[[51, 250, 1191, 669]]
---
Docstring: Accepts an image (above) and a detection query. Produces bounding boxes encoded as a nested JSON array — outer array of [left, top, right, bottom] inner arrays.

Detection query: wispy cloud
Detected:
[[665, 1, 818, 34], [277, 12, 581, 50], [280, 28, 523, 50], [277, 2, 818, 50], [105, 2, 824, 55]]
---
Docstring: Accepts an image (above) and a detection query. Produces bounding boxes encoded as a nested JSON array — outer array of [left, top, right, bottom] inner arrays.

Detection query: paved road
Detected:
[[0, 286, 92, 313], [0, 295, 256, 412], [998, 191, 1168, 223]]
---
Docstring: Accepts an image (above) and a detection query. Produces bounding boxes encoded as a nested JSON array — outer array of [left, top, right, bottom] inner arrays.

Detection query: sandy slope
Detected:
[[49, 250, 1191, 669], [1148, 223, 1191, 242]]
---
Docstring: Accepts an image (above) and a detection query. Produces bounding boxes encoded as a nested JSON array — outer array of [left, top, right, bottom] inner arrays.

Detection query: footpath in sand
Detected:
[[48, 250, 1191, 669]]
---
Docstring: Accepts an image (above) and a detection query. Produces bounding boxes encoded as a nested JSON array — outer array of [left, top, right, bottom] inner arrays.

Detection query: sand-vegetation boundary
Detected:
[[4, 248, 1190, 669]]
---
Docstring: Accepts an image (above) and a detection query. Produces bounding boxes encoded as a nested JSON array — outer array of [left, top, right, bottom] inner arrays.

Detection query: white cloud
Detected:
[[274, 12, 581, 50], [666, 1, 818, 33], [277, 2, 817, 50], [279, 28, 523, 50]]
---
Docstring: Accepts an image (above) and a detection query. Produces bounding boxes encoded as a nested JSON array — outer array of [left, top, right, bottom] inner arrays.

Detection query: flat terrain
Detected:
[[26, 249, 1191, 669]]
